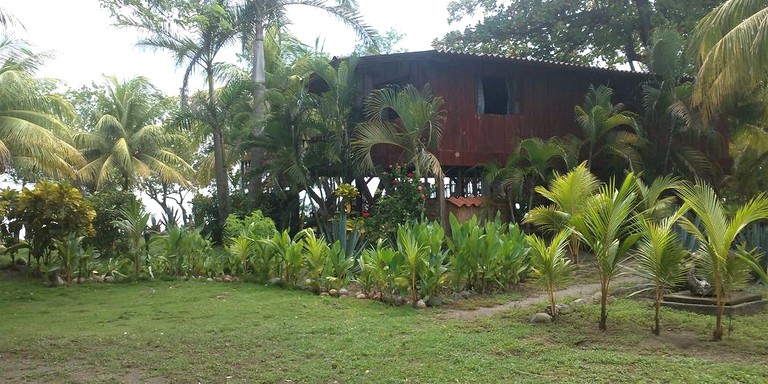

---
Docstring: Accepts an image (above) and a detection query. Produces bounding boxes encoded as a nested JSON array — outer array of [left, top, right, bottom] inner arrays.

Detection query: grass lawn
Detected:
[[1, 272, 767, 383]]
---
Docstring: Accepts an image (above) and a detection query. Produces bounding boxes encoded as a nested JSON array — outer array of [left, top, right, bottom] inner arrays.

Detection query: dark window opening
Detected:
[[477, 77, 522, 115]]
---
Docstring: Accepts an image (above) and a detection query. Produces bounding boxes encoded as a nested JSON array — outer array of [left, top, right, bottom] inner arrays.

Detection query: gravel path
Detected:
[[441, 274, 643, 320]]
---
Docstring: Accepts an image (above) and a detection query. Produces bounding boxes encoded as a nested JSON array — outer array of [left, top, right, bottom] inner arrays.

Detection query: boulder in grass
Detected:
[[356, 293, 367, 299], [339, 288, 349, 296], [530, 313, 552, 324], [329, 289, 339, 297], [268, 277, 281, 286], [104, 276, 115, 283], [416, 300, 427, 309]]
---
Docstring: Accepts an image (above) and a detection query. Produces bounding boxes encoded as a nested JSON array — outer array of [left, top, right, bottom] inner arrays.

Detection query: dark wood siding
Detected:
[[355, 52, 646, 168]]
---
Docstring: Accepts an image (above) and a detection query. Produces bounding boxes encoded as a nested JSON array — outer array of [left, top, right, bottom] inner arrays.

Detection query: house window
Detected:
[[477, 77, 522, 115]]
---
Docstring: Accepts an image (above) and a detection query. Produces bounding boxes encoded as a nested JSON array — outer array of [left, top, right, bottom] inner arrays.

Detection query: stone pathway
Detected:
[[442, 274, 644, 320]]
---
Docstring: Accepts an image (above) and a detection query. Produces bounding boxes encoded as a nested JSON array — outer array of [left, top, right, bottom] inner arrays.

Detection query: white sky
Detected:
[[2, 0, 467, 95]]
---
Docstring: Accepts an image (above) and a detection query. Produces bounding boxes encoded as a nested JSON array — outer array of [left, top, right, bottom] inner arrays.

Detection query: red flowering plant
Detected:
[[364, 164, 431, 242]]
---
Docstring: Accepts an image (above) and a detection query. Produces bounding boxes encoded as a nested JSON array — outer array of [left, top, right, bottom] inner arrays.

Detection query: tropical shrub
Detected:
[[300, 229, 331, 294], [53, 234, 86, 284], [112, 200, 151, 279], [364, 164, 430, 242], [151, 226, 211, 277], [360, 239, 403, 302], [85, 190, 138, 259], [262, 230, 304, 285], [224, 210, 277, 240], [17, 180, 96, 274], [448, 214, 530, 292], [0, 188, 24, 264]]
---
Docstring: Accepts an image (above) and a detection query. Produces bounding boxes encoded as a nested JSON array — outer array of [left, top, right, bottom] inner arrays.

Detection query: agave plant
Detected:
[[676, 180, 768, 341], [527, 229, 575, 322]]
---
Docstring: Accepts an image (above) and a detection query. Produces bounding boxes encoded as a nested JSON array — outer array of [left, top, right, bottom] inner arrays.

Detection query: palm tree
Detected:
[[75, 76, 192, 191], [115, 0, 238, 223], [635, 174, 683, 221], [572, 172, 642, 331], [526, 163, 601, 264], [352, 84, 448, 226], [689, 0, 768, 121], [575, 85, 642, 176], [0, 36, 83, 180], [675, 180, 768, 341], [484, 137, 569, 223], [235, 0, 376, 193], [527, 229, 576, 322], [632, 214, 688, 335]]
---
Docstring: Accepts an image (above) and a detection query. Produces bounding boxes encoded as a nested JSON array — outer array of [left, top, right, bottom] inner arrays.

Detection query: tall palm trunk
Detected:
[[248, 19, 267, 196], [208, 69, 231, 221]]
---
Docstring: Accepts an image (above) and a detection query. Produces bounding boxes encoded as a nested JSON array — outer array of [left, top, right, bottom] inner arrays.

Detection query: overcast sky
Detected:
[[3, 0, 468, 95]]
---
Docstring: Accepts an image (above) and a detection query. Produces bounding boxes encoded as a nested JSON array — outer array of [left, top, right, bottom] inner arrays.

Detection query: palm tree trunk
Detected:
[[437, 172, 447, 229], [208, 69, 231, 222], [248, 20, 267, 196], [599, 276, 609, 331], [653, 285, 662, 335], [548, 287, 557, 322]]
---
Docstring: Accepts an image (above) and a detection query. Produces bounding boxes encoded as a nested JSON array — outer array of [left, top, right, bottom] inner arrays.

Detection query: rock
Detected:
[[339, 288, 349, 296], [56, 276, 66, 286], [592, 292, 615, 304], [571, 298, 586, 306], [319, 286, 328, 293], [104, 276, 115, 283], [329, 289, 339, 297], [206, 277, 214, 282], [223, 275, 233, 283], [426, 296, 444, 307], [416, 299, 427, 309], [459, 290, 472, 299], [76, 277, 87, 284], [356, 293, 368, 299], [268, 277, 281, 285], [93, 275, 104, 283], [14, 258, 27, 266], [372, 292, 382, 301], [530, 313, 552, 324], [394, 297, 405, 306], [544, 304, 570, 317], [320, 292, 330, 297]]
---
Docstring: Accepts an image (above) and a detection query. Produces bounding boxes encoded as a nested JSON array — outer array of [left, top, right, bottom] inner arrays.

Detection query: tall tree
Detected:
[[0, 36, 83, 180], [102, 0, 238, 223], [437, 0, 722, 69], [75, 76, 191, 191], [235, 0, 376, 194], [689, 0, 768, 121]]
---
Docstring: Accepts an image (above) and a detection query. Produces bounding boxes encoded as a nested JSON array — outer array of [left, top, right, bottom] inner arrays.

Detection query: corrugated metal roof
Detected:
[[348, 50, 647, 77], [447, 196, 485, 207]]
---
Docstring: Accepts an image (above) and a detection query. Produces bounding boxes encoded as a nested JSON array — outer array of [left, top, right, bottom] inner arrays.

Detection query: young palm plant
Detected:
[[572, 173, 642, 331], [396, 225, 429, 306], [676, 181, 768, 341], [112, 200, 151, 280], [299, 229, 330, 294], [527, 229, 575, 322], [526, 162, 601, 264], [632, 215, 688, 335]]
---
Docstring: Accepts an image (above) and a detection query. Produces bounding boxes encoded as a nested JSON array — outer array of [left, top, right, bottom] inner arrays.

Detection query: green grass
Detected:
[[1, 274, 767, 383]]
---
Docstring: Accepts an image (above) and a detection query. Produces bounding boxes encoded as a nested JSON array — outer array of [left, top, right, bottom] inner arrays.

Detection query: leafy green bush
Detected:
[[447, 214, 530, 293], [364, 165, 431, 242], [17, 180, 96, 275], [85, 190, 137, 259], [224, 210, 277, 240], [151, 226, 211, 277]]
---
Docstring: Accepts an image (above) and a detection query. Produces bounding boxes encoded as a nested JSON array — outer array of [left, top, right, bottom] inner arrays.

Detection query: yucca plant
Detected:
[[526, 162, 601, 264], [527, 229, 575, 322], [572, 173, 642, 331], [676, 181, 768, 341], [632, 215, 688, 335]]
